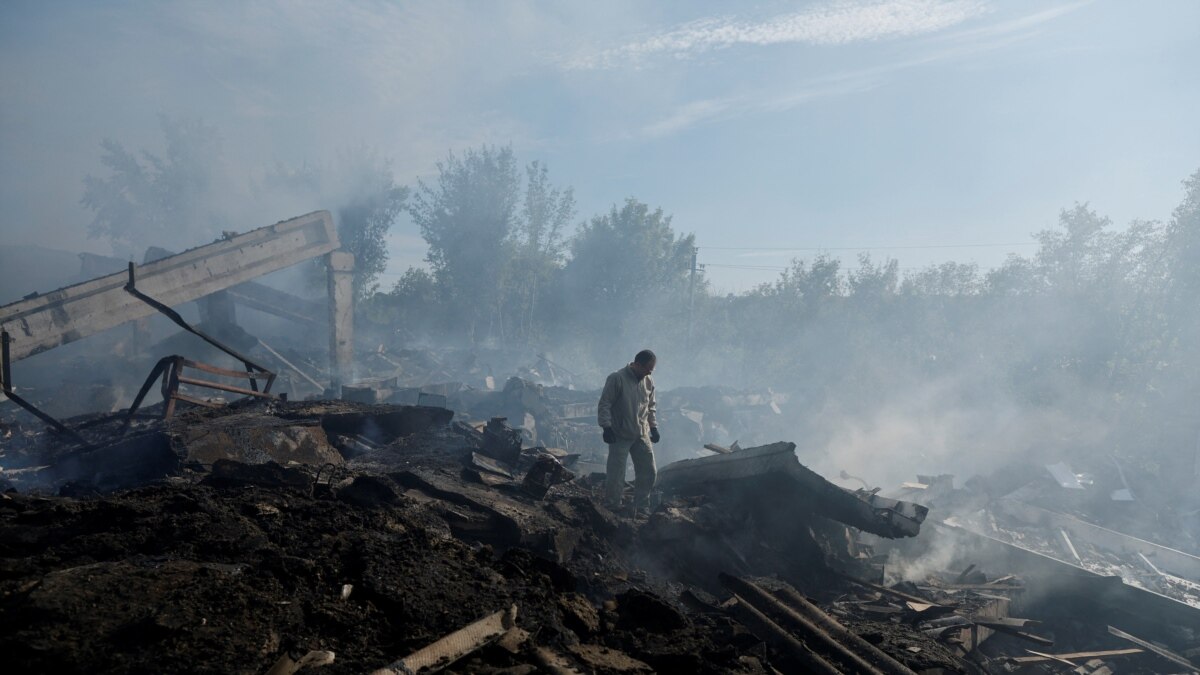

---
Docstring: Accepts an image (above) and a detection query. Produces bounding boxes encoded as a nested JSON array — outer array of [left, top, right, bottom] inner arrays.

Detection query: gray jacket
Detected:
[[597, 365, 657, 443]]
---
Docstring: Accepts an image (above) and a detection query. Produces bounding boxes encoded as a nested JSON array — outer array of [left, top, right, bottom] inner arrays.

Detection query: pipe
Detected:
[[725, 593, 842, 675], [721, 574, 889, 675], [772, 585, 918, 675]]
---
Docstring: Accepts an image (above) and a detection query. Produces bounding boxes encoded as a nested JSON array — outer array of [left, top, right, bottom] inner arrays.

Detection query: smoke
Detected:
[[886, 526, 964, 584], [2, 4, 1198, 562], [804, 372, 1114, 489]]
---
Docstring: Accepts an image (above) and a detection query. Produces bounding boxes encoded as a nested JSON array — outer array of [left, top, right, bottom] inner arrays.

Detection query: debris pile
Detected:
[[3, 397, 1200, 673], [2, 216, 1198, 672]]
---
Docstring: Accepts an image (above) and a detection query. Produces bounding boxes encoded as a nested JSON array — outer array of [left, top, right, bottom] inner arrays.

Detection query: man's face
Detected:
[[632, 359, 656, 379]]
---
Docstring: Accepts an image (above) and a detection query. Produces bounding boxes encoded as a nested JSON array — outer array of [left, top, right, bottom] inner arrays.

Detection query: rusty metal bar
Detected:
[[163, 357, 181, 418], [179, 358, 266, 380], [1, 330, 10, 392], [0, 386, 91, 446], [122, 356, 174, 429], [0, 329, 92, 446], [124, 263, 274, 377], [175, 375, 274, 399]]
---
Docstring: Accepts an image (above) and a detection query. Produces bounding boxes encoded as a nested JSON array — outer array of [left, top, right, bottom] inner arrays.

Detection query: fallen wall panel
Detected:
[[935, 519, 1200, 648], [656, 442, 928, 538], [995, 497, 1200, 583]]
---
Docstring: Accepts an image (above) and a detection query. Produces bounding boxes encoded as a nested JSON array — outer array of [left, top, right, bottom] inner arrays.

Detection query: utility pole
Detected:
[[687, 245, 698, 348]]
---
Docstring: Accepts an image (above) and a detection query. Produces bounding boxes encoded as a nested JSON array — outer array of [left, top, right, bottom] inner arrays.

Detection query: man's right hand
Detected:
[[602, 427, 616, 444]]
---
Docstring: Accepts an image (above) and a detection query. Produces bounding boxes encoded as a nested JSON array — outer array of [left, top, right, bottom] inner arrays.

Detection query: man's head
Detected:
[[630, 349, 656, 379]]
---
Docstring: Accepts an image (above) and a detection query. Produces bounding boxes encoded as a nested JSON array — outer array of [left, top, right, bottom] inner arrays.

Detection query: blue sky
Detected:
[[1, 0, 1198, 292]]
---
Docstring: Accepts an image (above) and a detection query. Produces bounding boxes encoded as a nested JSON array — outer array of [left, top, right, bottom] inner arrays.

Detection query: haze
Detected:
[[3, 0, 1198, 292]]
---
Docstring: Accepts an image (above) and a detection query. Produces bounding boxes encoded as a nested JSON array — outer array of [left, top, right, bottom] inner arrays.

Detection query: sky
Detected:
[[1, 0, 1198, 293]]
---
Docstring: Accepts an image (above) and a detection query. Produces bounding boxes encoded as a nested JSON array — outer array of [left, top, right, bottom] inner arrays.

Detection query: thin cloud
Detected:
[[636, 2, 1087, 139], [639, 72, 878, 138], [936, 0, 1091, 44], [565, 0, 990, 70]]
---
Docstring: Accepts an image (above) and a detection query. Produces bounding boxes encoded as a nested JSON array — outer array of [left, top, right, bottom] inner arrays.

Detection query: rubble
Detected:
[[656, 441, 929, 539], [3, 285, 1199, 675]]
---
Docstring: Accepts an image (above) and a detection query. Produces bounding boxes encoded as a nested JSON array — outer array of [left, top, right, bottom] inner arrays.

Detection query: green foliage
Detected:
[[409, 145, 521, 342], [563, 198, 694, 317], [399, 147, 579, 346], [360, 267, 443, 341], [82, 115, 228, 256], [847, 254, 900, 299], [902, 261, 980, 296], [504, 161, 576, 344]]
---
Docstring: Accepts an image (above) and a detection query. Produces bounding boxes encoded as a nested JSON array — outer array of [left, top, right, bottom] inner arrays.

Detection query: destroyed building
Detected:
[[2, 212, 1199, 674]]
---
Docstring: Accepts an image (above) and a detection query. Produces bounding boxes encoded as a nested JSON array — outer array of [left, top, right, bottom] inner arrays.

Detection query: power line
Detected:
[[702, 263, 790, 271], [699, 242, 1037, 251]]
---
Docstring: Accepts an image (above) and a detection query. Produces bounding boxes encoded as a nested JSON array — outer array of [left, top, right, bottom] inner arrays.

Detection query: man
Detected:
[[597, 349, 660, 513]]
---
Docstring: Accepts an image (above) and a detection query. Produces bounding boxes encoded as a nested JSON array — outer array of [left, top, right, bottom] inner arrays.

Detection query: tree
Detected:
[[82, 115, 228, 256], [262, 149, 407, 299], [409, 145, 520, 343], [559, 198, 695, 362], [848, 254, 900, 299], [765, 254, 844, 308], [506, 161, 576, 343], [901, 262, 981, 296], [359, 267, 444, 341], [1161, 170, 1200, 349]]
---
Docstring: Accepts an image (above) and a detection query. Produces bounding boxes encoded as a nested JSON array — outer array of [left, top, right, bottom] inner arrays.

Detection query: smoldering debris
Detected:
[[0, 398, 930, 674], [2, 226, 1199, 673], [3, 389, 1199, 673]]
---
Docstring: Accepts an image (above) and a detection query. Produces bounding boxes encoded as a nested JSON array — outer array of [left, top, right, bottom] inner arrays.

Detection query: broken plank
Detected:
[[954, 564, 977, 584], [1009, 648, 1143, 665], [969, 616, 1041, 629], [1020, 649, 1078, 668], [941, 583, 1023, 591], [264, 650, 335, 675], [370, 605, 517, 675], [973, 621, 1053, 647], [533, 646, 585, 675], [843, 574, 956, 608], [1058, 528, 1084, 565], [1107, 625, 1198, 671], [468, 451, 514, 479]]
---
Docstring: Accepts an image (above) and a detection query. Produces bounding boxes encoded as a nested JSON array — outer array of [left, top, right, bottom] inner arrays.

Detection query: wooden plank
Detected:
[[370, 605, 516, 675], [1107, 625, 1198, 671], [1058, 528, 1084, 565], [1009, 648, 1143, 665], [0, 211, 337, 361]]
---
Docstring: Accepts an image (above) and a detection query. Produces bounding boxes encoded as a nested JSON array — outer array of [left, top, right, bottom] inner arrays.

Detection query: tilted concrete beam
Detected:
[[0, 211, 338, 362]]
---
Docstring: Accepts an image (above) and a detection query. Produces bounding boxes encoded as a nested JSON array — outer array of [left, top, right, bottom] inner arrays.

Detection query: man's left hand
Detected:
[[650, 427, 660, 444]]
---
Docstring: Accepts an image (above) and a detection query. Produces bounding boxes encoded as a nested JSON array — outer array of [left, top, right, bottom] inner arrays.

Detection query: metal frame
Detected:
[[121, 262, 278, 423], [0, 261, 282, 439], [1, 328, 91, 446], [125, 355, 276, 422]]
